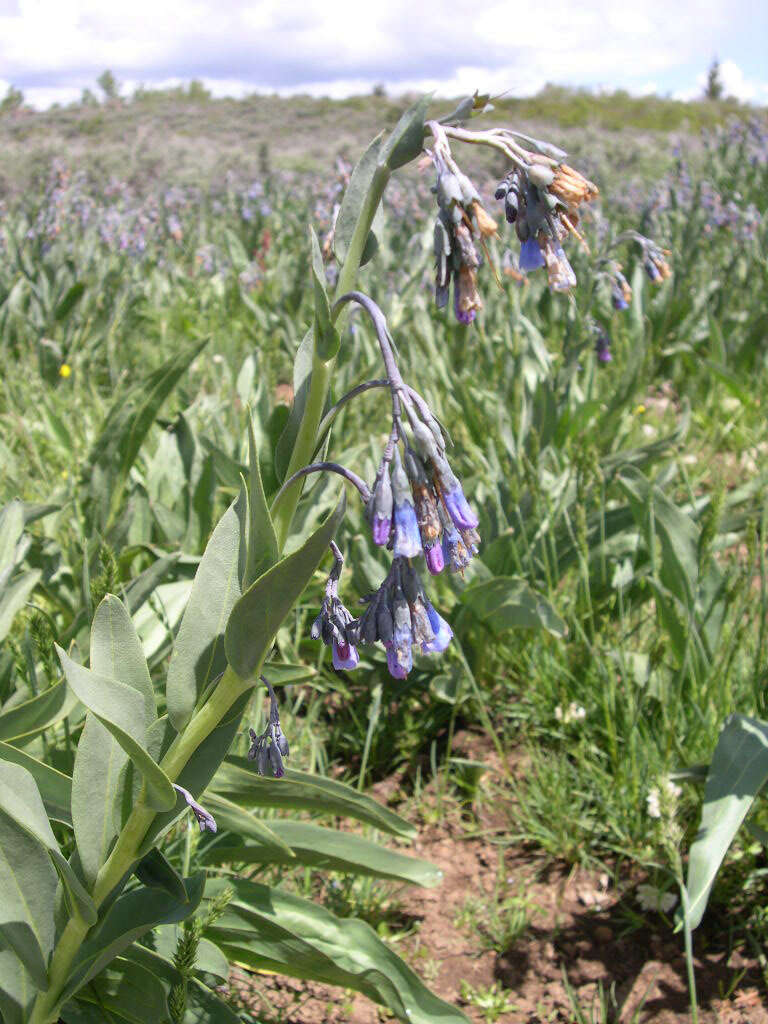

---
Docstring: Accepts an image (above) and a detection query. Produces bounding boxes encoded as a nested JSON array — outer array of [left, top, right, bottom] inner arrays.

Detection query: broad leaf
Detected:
[[379, 94, 430, 170], [202, 820, 441, 886], [134, 847, 187, 902], [0, 762, 96, 926], [60, 957, 168, 1024], [166, 486, 247, 731], [0, 501, 23, 570], [206, 878, 469, 1024], [310, 227, 340, 360], [0, 807, 58, 1019], [245, 414, 279, 588], [73, 596, 157, 885], [0, 740, 72, 825], [0, 570, 41, 643], [686, 714, 768, 930], [213, 760, 416, 838], [333, 132, 385, 265], [0, 678, 77, 744], [83, 339, 207, 530], [203, 793, 294, 855], [226, 492, 345, 680], [91, 596, 155, 717], [56, 646, 175, 812], [461, 576, 567, 637], [274, 327, 314, 482]]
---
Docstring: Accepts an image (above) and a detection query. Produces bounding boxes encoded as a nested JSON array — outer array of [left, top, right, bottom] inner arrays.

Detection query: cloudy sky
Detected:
[[1, 0, 766, 109]]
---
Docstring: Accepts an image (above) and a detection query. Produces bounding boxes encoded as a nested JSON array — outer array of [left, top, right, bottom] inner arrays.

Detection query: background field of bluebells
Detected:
[[1, 90, 768, 1002]]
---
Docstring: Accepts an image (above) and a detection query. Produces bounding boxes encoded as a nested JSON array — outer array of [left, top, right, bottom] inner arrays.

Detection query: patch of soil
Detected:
[[218, 735, 768, 1023]]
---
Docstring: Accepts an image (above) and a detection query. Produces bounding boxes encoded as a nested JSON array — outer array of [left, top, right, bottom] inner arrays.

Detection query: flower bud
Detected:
[[368, 463, 393, 546], [433, 454, 479, 531], [422, 602, 453, 654], [392, 450, 421, 558]]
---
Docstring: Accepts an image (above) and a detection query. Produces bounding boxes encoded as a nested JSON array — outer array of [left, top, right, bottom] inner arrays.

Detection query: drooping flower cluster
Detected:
[[424, 117, 670, 322], [494, 160, 598, 292], [352, 558, 452, 678], [247, 676, 290, 778], [301, 291, 480, 679], [641, 240, 672, 284]]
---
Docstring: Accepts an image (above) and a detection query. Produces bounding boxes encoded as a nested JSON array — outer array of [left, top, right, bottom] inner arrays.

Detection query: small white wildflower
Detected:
[[212, 354, 224, 365], [646, 787, 662, 819], [556, 702, 587, 725], [636, 883, 677, 914], [647, 776, 681, 819], [665, 779, 682, 801], [568, 702, 586, 722]]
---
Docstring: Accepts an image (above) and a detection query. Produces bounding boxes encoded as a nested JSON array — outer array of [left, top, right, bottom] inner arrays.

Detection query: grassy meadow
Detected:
[[1, 87, 767, 1022]]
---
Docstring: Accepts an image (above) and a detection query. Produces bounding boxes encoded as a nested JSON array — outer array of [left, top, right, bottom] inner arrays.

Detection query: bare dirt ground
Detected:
[[219, 737, 768, 1024]]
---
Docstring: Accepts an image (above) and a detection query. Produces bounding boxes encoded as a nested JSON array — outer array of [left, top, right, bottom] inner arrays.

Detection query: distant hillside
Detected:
[[0, 85, 761, 199]]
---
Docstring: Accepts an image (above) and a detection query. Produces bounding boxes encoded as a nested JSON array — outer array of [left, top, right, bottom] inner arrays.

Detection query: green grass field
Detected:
[[1, 88, 767, 1023]]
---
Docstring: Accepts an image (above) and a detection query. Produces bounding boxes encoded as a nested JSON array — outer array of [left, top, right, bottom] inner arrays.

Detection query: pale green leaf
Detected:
[[686, 714, 768, 930], [56, 646, 175, 812], [166, 486, 247, 731], [226, 492, 345, 680]]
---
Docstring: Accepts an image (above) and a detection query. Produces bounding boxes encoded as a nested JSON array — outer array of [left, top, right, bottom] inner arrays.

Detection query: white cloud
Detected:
[[673, 58, 768, 102], [0, 0, 764, 109]]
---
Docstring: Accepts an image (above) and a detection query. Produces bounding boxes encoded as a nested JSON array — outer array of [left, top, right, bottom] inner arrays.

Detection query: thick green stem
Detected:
[[29, 669, 248, 1024], [33, 144, 394, 1024], [272, 162, 390, 550]]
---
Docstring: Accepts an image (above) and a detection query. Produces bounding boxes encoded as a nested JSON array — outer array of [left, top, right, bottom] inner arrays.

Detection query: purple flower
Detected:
[[311, 543, 359, 672], [425, 541, 445, 575], [443, 483, 479, 531], [441, 520, 473, 573], [368, 463, 393, 547], [595, 333, 613, 363], [173, 784, 217, 834], [385, 642, 409, 679], [247, 676, 290, 778], [519, 237, 545, 272], [332, 638, 360, 670], [372, 514, 392, 545], [422, 603, 453, 654], [391, 450, 422, 557], [393, 500, 421, 557]]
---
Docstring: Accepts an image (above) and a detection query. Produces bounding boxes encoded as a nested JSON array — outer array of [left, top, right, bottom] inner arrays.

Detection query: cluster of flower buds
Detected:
[[432, 153, 498, 324], [426, 119, 603, 312], [311, 542, 359, 670], [494, 159, 598, 292], [367, 405, 480, 577], [610, 267, 632, 310], [641, 241, 672, 284], [247, 676, 289, 778], [350, 558, 452, 678]]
